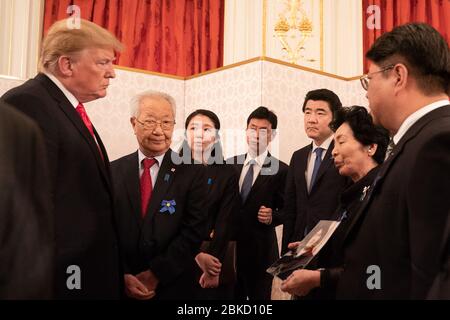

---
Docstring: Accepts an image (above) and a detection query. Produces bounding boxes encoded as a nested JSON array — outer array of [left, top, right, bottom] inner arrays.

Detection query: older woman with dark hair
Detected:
[[281, 106, 389, 299]]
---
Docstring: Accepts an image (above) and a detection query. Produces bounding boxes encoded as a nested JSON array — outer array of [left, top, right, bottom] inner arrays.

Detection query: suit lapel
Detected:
[[143, 150, 177, 229], [228, 154, 245, 174], [299, 145, 311, 197], [341, 157, 392, 244], [342, 106, 450, 244], [123, 151, 143, 227], [247, 154, 275, 200], [36, 74, 110, 188], [309, 141, 334, 194], [241, 152, 278, 205]]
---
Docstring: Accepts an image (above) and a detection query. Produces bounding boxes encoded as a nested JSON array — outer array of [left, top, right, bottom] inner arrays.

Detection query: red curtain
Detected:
[[43, 0, 224, 77], [362, 0, 450, 72]]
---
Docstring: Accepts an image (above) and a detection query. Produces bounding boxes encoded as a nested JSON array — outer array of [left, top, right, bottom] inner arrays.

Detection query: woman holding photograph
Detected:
[[181, 109, 240, 299], [281, 106, 389, 299]]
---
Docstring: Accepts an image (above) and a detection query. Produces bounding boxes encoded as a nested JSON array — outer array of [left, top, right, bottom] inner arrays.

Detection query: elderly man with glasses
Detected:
[[111, 90, 208, 300]]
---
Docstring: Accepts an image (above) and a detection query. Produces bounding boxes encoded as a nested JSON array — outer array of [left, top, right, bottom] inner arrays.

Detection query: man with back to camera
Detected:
[[0, 102, 53, 299]]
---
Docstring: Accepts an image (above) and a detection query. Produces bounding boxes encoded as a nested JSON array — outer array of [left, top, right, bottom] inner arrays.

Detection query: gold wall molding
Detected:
[[115, 56, 361, 82]]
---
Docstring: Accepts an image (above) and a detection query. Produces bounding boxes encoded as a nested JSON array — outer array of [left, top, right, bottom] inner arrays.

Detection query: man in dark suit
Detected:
[[111, 91, 208, 300], [337, 23, 450, 299], [228, 106, 288, 300], [0, 102, 53, 299], [1, 19, 123, 299], [282, 89, 347, 254], [427, 212, 450, 299]]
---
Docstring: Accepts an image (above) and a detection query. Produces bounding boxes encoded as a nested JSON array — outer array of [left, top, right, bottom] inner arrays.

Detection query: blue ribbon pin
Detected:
[[160, 200, 176, 214]]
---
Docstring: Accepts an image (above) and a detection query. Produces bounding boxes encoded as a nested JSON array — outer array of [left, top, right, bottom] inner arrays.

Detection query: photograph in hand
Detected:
[[267, 220, 341, 279]]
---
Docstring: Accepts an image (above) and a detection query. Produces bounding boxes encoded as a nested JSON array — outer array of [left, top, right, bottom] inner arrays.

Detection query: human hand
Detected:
[[257, 206, 273, 225], [136, 269, 159, 293], [280, 269, 321, 296], [124, 274, 155, 300], [195, 252, 222, 276], [199, 272, 220, 289]]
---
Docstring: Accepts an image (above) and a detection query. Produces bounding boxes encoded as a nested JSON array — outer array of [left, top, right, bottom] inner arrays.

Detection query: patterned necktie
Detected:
[[310, 147, 324, 192], [240, 161, 255, 203], [76, 103, 104, 160], [385, 137, 396, 160], [140, 158, 157, 218]]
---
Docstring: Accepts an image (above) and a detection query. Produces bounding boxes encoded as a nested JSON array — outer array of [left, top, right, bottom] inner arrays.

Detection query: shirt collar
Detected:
[[138, 149, 165, 167], [393, 99, 450, 144], [245, 149, 268, 168], [44, 72, 79, 108], [312, 134, 333, 153]]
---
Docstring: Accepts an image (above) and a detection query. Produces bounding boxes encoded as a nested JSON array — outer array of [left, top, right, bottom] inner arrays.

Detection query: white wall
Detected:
[[0, 0, 44, 79], [224, 0, 363, 77]]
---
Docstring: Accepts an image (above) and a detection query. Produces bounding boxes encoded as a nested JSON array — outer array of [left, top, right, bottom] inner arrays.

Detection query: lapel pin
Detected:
[[360, 185, 371, 201]]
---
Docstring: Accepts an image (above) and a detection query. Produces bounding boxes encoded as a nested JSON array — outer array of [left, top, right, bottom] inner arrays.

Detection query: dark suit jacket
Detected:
[[201, 164, 240, 261], [337, 105, 450, 299], [111, 150, 208, 299], [282, 142, 348, 253], [0, 103, 53, 299], [311, 166, 380, 299], [1, 74, 121, 299], [427, 211, 450, 299], [228, 153, 288, 274]]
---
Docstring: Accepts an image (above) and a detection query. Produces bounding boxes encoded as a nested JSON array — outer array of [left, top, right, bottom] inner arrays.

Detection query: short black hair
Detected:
[[366, 23, 450, 95], [302, 89, 342, 117], [185, 109, 220, 130], [330, 106, 389, 165], [246, 106, 278, 129]]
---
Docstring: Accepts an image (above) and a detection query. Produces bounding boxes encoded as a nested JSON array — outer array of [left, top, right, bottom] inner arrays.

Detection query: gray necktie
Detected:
[[385, 138, 396, 160]]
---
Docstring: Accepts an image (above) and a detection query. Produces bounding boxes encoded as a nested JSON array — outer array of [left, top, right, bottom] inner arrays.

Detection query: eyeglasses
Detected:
[[135, 118, 176, 130], [360, 65, 395, 91]]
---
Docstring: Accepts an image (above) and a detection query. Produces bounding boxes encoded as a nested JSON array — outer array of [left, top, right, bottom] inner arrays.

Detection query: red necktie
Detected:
[[140, 158, 156, 218], [76, 103, 104, 160]]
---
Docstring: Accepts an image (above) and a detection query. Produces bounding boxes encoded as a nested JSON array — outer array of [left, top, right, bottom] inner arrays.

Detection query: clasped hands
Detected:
[[195, 252, 221, 289], [124, 270, 158, 300]]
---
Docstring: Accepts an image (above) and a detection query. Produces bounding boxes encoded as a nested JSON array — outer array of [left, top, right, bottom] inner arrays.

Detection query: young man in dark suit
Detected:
[[1, 19, 123, 299], [337, 23, 450, 299], [282, 89, 347, 254], [111, 91, 208, 300], [228, 106, 288, 300], [0, 103, 53, 299]]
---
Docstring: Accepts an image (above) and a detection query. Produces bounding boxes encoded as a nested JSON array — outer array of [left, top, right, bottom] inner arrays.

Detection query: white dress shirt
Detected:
[[138, 149, 165, 188], [393, 100, 450, 144], [239, 149, 268, 192], [306, 135, 333, 192]]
